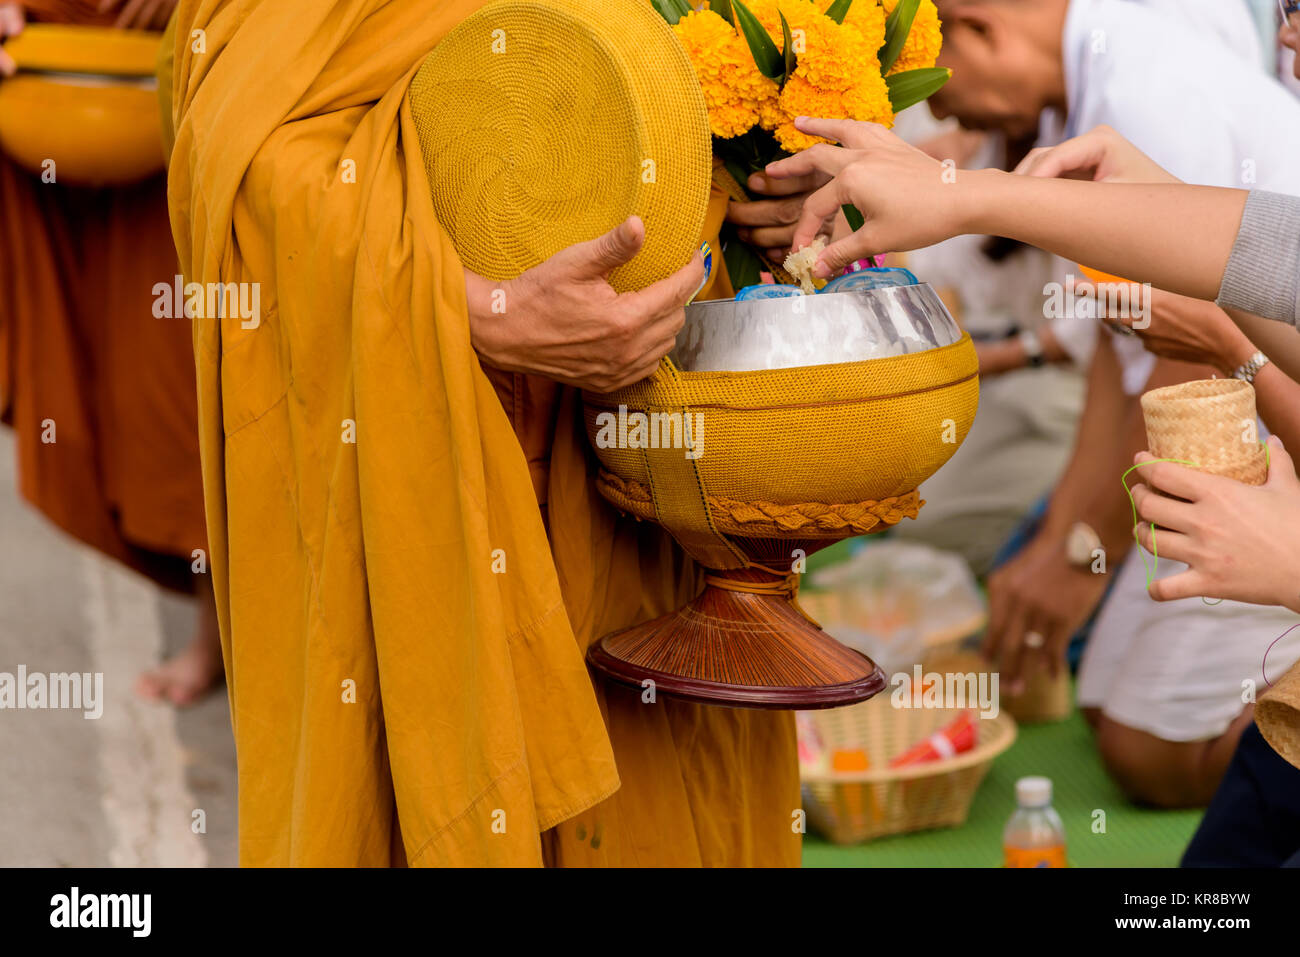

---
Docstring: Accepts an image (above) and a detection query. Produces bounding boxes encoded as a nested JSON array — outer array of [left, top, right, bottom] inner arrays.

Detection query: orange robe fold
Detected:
[[0, 3, 205, 589], [166, 0, 798, 867]]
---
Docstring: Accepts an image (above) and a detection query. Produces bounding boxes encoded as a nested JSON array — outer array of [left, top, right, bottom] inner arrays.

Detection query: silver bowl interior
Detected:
[[670, 283, 963, 373]]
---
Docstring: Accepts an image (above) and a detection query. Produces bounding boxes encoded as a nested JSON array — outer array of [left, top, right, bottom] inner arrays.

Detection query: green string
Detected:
[[1121, 442, 1271, 593]]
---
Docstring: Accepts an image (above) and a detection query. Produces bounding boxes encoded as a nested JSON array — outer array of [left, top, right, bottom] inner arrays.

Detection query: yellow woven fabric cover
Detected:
[[585, 336, 981, 511], [408, 0, 711, 292]]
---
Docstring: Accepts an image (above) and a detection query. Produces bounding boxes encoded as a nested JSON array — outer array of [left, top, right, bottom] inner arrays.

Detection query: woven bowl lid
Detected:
[[409, 0, 711, 292]]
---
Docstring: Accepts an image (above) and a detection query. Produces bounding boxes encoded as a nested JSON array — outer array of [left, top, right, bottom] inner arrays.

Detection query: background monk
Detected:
[[165, 0, 800, 866], [0, 0, 220, 704]]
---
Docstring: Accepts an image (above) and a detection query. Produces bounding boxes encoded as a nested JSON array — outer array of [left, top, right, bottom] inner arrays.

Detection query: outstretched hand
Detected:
[[764, 117, 967, 277]]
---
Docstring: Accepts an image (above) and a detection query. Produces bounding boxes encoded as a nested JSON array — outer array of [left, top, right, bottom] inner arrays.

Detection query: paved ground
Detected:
[[0, 431, 238, 867]]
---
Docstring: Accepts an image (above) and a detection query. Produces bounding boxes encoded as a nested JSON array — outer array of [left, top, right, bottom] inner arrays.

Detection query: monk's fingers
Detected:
[[627, 250, 705, 319], [558, 216, 645, 279], [725, 195, 805, 228], [765, 143, 854, 183], [745, 170, 821, 197], [793, 116, 891, 150], [1132, 482, 1196, 533]]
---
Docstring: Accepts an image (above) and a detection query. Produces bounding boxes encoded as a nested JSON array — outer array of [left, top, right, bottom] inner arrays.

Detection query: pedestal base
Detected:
[[587, 576, 887, 710]]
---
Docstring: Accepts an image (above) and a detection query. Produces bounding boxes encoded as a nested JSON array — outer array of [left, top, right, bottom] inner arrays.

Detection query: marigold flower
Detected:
[[673, 9, 780, 139], [878, 0, 943, 74]]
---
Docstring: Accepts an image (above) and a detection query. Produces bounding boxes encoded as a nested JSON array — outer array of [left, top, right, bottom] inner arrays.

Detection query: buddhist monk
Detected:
[[0, 0, 221, 704], [163, 0, 801, 865]]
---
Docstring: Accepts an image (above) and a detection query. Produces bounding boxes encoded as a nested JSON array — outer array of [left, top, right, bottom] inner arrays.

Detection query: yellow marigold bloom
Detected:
[[745, 0, 894, 150], [880, 0, 943, 74], [839, 0, 886, 52], [673, 8, 780, 139]]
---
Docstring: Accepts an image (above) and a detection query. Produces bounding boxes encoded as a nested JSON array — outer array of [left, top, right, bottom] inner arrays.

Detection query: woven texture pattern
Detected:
[[1141, 379, 1268, 485], [598, 470, 923, 538], [801, 692, 1017, 844], [584, 335, 980, 510], [1257, 664, 1300, 770], [409, 0, 711, 292]]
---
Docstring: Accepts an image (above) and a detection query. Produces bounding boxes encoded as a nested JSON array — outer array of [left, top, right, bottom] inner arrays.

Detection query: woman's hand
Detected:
[[765, 116, 969, 277], [0, 2, 24, 78], [97, 0, 180, 30], [1014, 125, 1180, 185], [1131, 437, 1300, 613], [1077, 279, 1258, 374], [465, 216, 705, 393]]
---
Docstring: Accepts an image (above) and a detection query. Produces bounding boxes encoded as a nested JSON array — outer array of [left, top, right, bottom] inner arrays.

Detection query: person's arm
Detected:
[[765, 119, 1292, 317]]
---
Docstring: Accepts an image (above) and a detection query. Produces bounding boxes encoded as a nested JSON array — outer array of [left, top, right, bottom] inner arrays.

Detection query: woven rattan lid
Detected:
[[409, 0, 711, 292]]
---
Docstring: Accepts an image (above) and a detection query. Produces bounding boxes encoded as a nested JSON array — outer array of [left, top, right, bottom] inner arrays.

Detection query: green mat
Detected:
[[802, 707, 1204, 868]]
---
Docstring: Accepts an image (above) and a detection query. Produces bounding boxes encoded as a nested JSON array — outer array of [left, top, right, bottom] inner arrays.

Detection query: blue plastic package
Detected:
[[734, 283, 805, 301], [819, 267, 919, 294]]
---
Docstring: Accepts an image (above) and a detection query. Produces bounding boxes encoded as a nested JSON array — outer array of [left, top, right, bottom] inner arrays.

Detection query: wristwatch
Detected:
[[1018, 328, 1046, 368], [1231, 351, 1270, 385], [1065, 521, 1103, 568]]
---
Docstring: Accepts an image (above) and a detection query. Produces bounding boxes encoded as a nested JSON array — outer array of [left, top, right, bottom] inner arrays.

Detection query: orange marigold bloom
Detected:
[[879, 0, 943, 74], [673, 8, 780, 139]]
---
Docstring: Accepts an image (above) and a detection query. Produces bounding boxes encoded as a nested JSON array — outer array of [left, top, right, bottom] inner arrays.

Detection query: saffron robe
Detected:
[[165, 0, 799, 866]]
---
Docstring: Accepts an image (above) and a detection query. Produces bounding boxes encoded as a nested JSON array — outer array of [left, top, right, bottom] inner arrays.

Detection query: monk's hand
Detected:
[[1131, 439, 1300, 613], [98, 0, 180, 30], [0, 2, 23, 78], [466, 216, 705, 393], [765, 117, 967, 278], [725, 171, 833, 262]]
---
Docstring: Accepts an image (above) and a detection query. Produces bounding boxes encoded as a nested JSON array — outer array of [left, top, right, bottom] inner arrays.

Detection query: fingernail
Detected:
[[794, 115, 810, 129], [689, 242, 712, 304], [812, 261, 831, 279]]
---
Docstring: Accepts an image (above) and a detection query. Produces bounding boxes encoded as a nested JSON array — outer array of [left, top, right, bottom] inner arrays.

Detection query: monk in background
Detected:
[[165, 0, 799, 866], [0, 0, 221, 704]]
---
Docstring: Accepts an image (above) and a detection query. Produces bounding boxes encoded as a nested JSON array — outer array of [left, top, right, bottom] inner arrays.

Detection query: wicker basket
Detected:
[[1140, 379, 1268, 485], [801, 695, 1017, 844]]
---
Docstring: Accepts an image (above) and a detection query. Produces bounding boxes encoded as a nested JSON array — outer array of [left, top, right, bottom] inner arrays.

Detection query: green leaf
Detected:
[[710, 0, 735, 26], [825, 0, 854, 25], [732, 0, 784, 80], [780, 12, 797, 88], [886, 66, 950, 112], [879, 0, 920, 73], [841, 204, 865, 232], [651, 0, 692, 24], [722, 227, 766, 291]]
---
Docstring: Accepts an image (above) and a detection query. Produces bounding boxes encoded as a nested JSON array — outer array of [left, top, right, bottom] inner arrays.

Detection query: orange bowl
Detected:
[[0, 25, 164, 187]]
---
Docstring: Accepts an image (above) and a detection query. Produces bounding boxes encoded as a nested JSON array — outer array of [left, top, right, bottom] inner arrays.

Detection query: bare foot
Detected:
[[136, 582, 224, 707]]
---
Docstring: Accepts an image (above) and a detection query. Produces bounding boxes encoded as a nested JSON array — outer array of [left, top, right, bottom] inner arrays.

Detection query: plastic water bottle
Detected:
[[1003, 776, 1067, 868]]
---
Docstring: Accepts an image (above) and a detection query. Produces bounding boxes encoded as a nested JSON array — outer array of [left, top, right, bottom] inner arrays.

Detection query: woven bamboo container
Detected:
[[800, 696, 1017, 844], [1140, 379, 1268, 485]]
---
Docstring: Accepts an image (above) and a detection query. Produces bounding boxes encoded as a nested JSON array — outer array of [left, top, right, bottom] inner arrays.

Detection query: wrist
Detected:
[[464, 269, 513, 361], [954, 168, 1005, 236], [1216, 336, 1259, 378]]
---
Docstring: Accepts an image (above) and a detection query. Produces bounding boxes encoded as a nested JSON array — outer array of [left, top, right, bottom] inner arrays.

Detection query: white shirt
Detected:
[[1042, 0, 1300, 393]]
